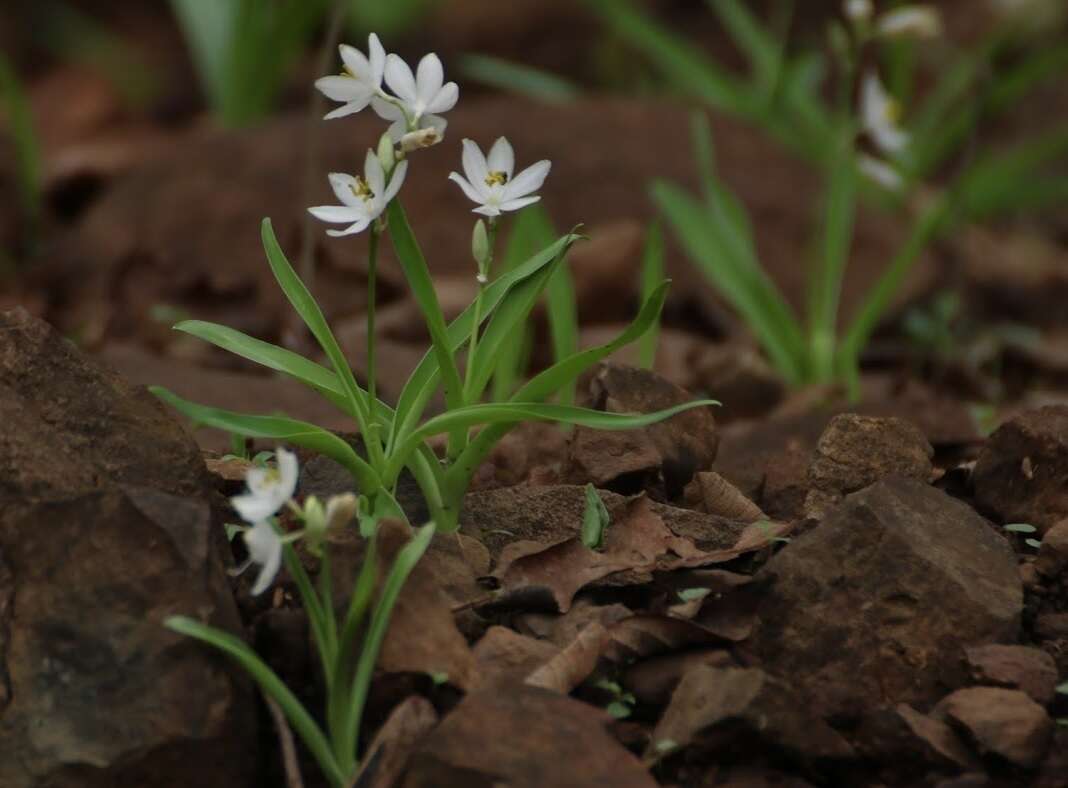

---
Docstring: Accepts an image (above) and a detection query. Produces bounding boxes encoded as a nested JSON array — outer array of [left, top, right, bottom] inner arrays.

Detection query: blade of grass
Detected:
[[166, 616, 345, 787], [459, 54, 580, 102], [0, 54, 41, 231]]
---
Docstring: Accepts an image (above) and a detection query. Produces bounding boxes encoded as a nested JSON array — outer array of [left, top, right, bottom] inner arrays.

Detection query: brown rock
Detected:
[[973, 406, 1068, 533], [399, 685, 657, 788], [1034, 613, 1068, 640], [747, 478, 1022, 722], [567, 425, 662, 489], [646, 666, 854, 765], [694, 343, 786, 422], [964, 644, 1059, 704], [0, 309, 254, 788], [1035, 519, 1068, 577], [890, 704, 981, 772], [805, 413, 933, 518], [935, 687, 1053, 768], [572, 362, 719, 495]]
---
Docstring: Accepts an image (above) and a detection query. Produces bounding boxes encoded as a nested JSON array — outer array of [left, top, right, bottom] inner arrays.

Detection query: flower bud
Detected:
[[302, 496, 327, 556], [400, 127, 442, 152], [324, 493, 358, 535], [377, 132, 396, 175], [471, 219, 490, 269]]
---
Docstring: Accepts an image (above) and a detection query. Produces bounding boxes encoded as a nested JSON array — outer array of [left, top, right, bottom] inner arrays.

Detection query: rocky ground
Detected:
[[3, 2, 1068, 786]]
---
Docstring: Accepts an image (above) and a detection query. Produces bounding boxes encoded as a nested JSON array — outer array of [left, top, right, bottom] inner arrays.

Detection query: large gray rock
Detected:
[[0, 308, 255, 788], [746, 477, 1022, 722]]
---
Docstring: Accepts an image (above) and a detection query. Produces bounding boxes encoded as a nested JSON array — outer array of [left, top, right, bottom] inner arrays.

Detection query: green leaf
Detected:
[[581, 484, 611, 550], [388, 231, 580, 450], [637, 220, 665, 369], [386, 201, 467, 417], [447, 281, 676, 503], [394, 399, 717, 482], [653, 179, 805, 382], [166, 616, 345, 787], [260, 218, 379, 462], [582, 0, 753, 114], [807, 127, 857, 382], [466, 233, 569, 405], [459, 54, 580, 102], [1003, 523, 1037, 534], [151, 386, 383, 493], [545, 261, 579, 408], [707, 0, 779, 86], [342, 523, 435, 767]]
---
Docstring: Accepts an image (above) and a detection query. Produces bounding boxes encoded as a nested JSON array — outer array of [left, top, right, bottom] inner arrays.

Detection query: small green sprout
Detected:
[[581, 484, 612, 550]]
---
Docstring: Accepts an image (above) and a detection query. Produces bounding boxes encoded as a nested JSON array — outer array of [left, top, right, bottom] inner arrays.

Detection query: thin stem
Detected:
[[264, 694, 306, 788], [366, 226, 380, 411], [462, 220, 498, 403]]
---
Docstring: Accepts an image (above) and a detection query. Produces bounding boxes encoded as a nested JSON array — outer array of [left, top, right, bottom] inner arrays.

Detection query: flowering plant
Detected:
[[157, 36, 712, 785]]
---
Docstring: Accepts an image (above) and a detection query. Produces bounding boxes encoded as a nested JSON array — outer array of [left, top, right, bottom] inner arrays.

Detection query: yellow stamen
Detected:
[[484, 170, 508, 187], [350, 176, 375, 202], [341, 66, 358, 78]]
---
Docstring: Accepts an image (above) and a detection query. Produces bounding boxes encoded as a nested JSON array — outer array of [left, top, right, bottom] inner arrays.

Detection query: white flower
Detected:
[[372, 52, 458, 142], [242, 521, 284, 596], [315, 34, 387, 120], [861, 71, 909, 155], [449, 137, 551, 218], [875, 6, 942, 38], [858, 154, 904, 192], [308, 150, 409, 237], [844, 0, 873, 23], [231, 447, 299, 522]]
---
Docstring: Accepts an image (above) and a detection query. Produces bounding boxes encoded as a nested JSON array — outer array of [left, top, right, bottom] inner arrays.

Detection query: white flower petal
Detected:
[[231, 493, 279, 523], [339, 44, 372, 81], [244, 522, 283, 596], [502, 159, 551, 202], [365, 149, 385, 197], [425, 81, 459, 115], [461, 139, 490, 189], [449, 172, 487, 204], [497, 195, 542, 213], [275, 448, 299, 501], [372, 96, 406, 122], [415, 53, 445, 107], [309, 205, 362, 224], [323, 102, 366, 121], [327, 219, 372, 237], [315, 75, 372, 104], [876, 6, 942, 38], [383, 160, 409, 204], [423, 113, 448, 136], [473, 204, 502, 217], [486, 137, 515, 179], [385, 54, 418, 103], [860, 72, 910, 155], [368, 33, 386, 83], [328, 172, 360, 206], [858, 154, 904, 191]]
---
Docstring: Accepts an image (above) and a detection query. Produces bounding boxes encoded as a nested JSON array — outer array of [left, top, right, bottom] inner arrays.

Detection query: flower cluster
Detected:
[[309, 35, 551, 241], [230, 448, 356, 595], [844, 2, 944, 192]]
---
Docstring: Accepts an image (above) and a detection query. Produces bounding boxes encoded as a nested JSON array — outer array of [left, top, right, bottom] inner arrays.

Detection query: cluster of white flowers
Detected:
[[844, 2, 944, 192], [230, 448, 356, 595], [309, 34, 551, 239]]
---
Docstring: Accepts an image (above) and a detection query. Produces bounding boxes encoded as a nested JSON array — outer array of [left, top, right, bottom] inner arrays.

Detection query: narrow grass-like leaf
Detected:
[[707, 0, 779, 86], [957, 128, 1068, 220], [388, 232, 580, 450], [343, 523, 435, 764], [166, 616, 345, 787], [151, 386, 383, 493], [653, 180, 805, 382], [392, 400, 717, 482], [582, 0, 753, 114], [459, 54, 581, 102], [807, 128, 857, 382], [545, 257, 579, 408], [261, 219, 380, 462], [386, 201, 466, 413], [638, 221, 665, 369]]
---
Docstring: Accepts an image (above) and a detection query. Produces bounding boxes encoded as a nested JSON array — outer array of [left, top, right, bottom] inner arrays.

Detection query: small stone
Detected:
[[1035, 519, 1068, 577], [805, 413, 933, 518], [935, 687, 1053, 768], [973, 406, 1068, 533], [1034, 613, 1068, 640], [964, 644, 1059, 705]]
